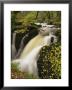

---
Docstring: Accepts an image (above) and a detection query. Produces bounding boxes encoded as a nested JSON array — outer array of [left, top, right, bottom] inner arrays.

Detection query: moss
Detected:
[[11, 63, 38, 79], [55, 29, 61, 44], [37, 42, 61, 79]]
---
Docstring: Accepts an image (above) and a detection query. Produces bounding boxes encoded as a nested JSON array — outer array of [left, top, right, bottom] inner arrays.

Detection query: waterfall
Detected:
[[18, 45, 43, 77], [20, 34, 44, 59], [12, 23, 59, 78], [11, 32, 17, 59], [15, 33, 29, 59], [12, 33, 57, 77]]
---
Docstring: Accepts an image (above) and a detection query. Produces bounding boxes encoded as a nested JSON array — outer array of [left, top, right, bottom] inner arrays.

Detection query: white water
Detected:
[[11, 32, 17, 59], [12, 23, 58, 77], [12, 45, 43, 77], [12, 34, 57, 77], [20, 34, 44, 59], [18, 45, 43, 77]]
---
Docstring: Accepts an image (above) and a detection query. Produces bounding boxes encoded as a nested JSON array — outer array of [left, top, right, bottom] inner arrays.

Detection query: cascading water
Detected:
[[12, 23, 59, 78], [20, 34, 44, 59], [11, 32, 17, 59]]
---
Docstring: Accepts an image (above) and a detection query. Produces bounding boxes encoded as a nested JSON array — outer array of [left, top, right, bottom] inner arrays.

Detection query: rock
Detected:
[[37, 42, 61, 79]]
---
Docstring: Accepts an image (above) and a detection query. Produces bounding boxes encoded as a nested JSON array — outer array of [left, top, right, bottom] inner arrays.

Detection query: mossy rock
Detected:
[[55, 29, 61, 43], [37, 42, 61, 79]]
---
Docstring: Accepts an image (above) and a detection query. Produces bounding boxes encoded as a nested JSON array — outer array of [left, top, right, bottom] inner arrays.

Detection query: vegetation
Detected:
[[11, 11, 61, 32], [11, 11, 61, 79], [37, 42, 61, 79], [11, 63, 38, 79]]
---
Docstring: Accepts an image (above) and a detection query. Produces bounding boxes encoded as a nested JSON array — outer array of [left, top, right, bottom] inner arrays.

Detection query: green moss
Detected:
[[37, 42, 61, 79], [11, 63, 38, 79]]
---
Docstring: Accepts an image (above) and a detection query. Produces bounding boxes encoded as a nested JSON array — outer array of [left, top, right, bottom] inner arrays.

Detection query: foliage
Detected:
[[11, 11, 61, 79], [37, 42, 61, 79], [11, 11, 61, 32], [11, 63, 38, 79], [55, 29, 61, 43]]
